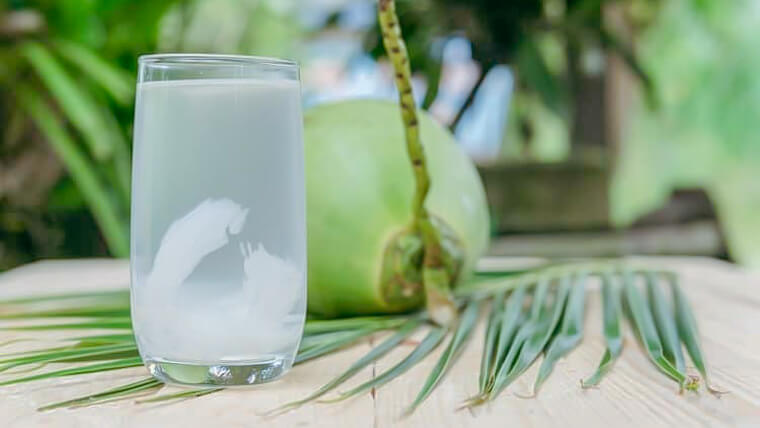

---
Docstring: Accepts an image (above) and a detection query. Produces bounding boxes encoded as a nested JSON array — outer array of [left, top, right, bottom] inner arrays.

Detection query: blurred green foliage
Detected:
[[2, 0, 760, 268], [0, 1, 182, 267], [0, 0, 298, 269], [613, 0, 760, 266]]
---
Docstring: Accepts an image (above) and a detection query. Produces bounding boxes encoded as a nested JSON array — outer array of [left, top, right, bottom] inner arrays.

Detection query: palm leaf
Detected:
[[303, 316, 409, 335], [0, 343, 138, 370], [406, 300, 480, 414], [321, 326, 448, 403], [38, 377, 162, 411], [0, 260, 718, 415], [488, 276, 571, 401], [531, 272, 587, 394], [489, 284, 528, 388], [622, 272, 687, 387], [295, 326, 392, 364], [271, 317, 423, 414], [478, 291, 505, 393], [0, 357, 143, 387], [645, 272, 687, 375], [668, 275, 724, 395], [137, 387, 222, 404], [0, 290, 129, 305], [0, 306, 130, 319], [582, 271, 623, 388], [3, 318, 133, 331]]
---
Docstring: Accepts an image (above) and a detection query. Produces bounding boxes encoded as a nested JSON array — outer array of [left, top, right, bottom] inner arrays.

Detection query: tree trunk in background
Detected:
[[568, 38, 608, 158]]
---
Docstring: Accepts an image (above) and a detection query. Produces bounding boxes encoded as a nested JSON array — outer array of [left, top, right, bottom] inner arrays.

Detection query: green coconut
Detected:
[[304, 100, 490, 318]]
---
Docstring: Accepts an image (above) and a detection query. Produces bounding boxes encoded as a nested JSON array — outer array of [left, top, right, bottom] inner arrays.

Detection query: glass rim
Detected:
[[138, 53, 298, 69]]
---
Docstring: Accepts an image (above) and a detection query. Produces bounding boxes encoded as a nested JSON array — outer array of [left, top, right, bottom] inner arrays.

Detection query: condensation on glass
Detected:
[[130, 54, 306, 386]]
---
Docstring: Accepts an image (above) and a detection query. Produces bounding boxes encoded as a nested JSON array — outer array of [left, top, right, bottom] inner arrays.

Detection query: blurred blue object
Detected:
[[455, 65, 514, 160]]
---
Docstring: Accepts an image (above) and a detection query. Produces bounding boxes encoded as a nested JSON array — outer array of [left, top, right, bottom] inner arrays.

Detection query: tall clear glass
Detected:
[[130, 54, 306, 386]]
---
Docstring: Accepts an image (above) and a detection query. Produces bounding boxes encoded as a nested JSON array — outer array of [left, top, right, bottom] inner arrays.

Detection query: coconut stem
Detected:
[[378, 0, 456, 325], [377, 0, 429, 222]]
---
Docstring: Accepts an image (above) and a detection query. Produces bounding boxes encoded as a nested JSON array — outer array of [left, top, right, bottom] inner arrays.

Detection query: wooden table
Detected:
[[0, 258, 758, 427]]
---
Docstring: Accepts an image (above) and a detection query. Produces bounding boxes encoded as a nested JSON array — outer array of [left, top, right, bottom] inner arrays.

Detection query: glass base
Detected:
[[146, 357, 290, 387]]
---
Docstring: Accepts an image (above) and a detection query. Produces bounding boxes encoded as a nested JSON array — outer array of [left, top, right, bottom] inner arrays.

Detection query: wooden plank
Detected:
[[1, 257, 759, 427]]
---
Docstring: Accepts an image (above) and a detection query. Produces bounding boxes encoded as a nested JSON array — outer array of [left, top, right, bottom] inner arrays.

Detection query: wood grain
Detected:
[[1, 257, 759, 427]]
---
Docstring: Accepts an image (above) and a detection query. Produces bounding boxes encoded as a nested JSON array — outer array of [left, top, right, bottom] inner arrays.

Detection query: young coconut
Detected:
[[304, 0, 490, 324]]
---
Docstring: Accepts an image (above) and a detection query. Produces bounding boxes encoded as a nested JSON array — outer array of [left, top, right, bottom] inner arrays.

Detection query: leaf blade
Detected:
[[533, 273, 587, 393], [0, 357, 144, 387], [407, 301, 480, 413], [582, 272, 623, 388], [324, 326, 447, 403], [274, 317, 423, 413], [53, 39, 134, 106], [623, 272, 685, 386], [669, 275, 722, 394], [16, 85, 128, 256], [488, 277, 571, 400], [20, 41, 114, 160], [39, 377, 161, 411], [646, 272, 686, 375]]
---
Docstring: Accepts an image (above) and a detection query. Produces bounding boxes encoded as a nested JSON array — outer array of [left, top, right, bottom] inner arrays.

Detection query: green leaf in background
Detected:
[[598, 27, 658, 109], [16, 86, 129, 257], [53, 39, 135, 106], [516, 37, 566, 118], [20, 42, 115, 161]]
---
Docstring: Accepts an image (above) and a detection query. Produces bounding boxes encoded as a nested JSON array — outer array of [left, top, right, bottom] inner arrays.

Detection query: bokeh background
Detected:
[[2, 0, 759, 270]]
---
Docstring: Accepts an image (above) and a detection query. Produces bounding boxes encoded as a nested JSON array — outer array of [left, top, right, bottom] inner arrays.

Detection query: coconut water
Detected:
[[130, 78, 306, 384]]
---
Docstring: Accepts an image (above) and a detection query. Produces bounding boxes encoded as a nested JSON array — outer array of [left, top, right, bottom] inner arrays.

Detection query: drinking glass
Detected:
[[130, 54, 306, 386]]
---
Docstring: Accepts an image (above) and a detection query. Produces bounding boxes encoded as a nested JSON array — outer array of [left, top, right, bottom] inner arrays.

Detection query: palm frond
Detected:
[[0, 260, 718, 414]]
